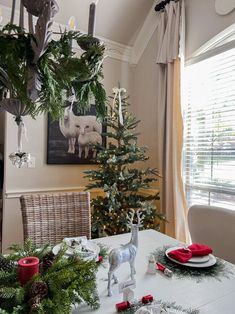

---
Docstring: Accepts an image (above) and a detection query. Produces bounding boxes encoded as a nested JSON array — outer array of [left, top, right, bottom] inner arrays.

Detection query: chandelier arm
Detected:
[[19, 1, 24, 29], [10, 0, 16, 25], [28, 13, 34, 34]]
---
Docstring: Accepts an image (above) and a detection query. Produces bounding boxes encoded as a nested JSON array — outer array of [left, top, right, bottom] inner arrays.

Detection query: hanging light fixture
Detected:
[[0, 0, 106, 168]]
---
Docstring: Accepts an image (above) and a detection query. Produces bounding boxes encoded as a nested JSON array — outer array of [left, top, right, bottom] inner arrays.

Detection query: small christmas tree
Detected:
[[85, 87, 165, 237]]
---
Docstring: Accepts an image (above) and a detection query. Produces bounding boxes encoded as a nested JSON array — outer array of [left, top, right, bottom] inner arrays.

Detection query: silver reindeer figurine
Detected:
[[107, 209, 144, 296]]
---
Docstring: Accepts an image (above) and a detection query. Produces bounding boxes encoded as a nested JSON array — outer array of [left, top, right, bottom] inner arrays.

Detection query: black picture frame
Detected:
[[47, 104, 106, 164]]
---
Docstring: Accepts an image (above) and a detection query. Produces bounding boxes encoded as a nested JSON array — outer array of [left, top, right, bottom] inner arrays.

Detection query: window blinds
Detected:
[[183, 47, 235, 210]]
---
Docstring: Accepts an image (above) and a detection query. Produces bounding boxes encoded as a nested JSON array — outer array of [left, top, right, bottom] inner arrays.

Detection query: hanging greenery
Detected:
[[0, 239, 108, 313], [0, 24, 106, 120]]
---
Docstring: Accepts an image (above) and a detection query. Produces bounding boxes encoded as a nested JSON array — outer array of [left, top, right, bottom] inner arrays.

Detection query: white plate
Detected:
[[52, 240, 100, 262], [165, 247, 216, 268]]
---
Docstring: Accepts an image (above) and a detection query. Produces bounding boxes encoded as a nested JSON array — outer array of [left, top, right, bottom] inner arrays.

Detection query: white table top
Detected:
[[73, 229, 235, 314]]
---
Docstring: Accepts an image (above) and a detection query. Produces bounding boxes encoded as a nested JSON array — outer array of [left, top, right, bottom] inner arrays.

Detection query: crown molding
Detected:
[[130, 1, 159, 65], [0, 3, 159, 66], [0, 4, 132, 63]]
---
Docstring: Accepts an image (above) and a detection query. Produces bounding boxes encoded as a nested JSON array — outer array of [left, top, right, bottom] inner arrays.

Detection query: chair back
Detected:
[[188, 205, 235, 264], [20, 192, 91, 246]]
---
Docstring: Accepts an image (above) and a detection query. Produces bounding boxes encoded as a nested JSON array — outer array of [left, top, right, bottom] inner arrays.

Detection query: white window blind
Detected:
[[183, 47, 235, 210]]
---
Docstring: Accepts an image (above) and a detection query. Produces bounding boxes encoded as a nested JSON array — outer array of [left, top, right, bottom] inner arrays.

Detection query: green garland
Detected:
[[152, 245, 234, 282], [0, 24, 106, 120], [121, 300, 199, 314], [0, 239, 108, 314]]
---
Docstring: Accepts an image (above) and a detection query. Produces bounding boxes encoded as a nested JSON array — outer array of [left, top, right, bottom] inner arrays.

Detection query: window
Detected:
[[183, 47, 235, 209]]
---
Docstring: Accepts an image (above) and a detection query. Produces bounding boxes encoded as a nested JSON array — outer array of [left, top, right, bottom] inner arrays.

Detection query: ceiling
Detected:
[[0, 0, 155, 46]]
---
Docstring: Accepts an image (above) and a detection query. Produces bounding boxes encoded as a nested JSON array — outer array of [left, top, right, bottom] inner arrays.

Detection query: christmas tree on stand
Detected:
[[85, 87, 165, 237]]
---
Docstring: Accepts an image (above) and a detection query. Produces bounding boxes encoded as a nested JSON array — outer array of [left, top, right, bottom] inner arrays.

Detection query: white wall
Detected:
[[185, 0, 235, 58], [2, 57, 133, 252]]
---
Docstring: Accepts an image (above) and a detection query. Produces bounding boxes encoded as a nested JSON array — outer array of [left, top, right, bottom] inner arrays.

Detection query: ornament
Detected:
[[107, 209, 144, 296], [147, 255, 156, 274]]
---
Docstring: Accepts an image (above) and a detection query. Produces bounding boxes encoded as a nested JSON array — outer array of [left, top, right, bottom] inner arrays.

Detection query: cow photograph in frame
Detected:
[[47, 104, 105, 164]]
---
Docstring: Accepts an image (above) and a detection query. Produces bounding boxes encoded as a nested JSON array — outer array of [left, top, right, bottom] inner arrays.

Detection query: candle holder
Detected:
[[18, 256, 39, 285]]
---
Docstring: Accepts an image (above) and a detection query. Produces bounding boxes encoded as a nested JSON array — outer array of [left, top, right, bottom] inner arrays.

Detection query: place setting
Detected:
[[152, 243, 233, 281]]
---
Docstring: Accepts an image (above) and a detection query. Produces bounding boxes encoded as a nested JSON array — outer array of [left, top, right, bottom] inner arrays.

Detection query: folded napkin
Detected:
[[168, 243, 213, 263]]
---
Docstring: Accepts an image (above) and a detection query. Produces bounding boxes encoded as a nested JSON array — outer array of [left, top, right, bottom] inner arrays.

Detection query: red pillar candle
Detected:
[[18, 256, 39, 285]]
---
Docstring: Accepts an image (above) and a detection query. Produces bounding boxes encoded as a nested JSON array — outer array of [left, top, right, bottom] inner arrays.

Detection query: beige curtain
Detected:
[[156, 0, 189, 242]]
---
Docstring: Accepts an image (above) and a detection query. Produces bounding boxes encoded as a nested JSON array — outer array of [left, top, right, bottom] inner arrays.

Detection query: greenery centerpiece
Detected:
[[85, 88, 166, 237], [0, 239, 107, 314]]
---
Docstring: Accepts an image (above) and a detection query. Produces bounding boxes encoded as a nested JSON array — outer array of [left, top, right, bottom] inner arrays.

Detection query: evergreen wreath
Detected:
[[0, 239, 108, 314], [0, 24, 106, 120]]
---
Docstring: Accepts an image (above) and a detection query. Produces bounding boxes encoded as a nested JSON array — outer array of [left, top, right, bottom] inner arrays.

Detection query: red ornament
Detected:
[[142, 294, 153, 304], [116, 301, 130, 312], [18, 256, 39, 285], [98, 255, 103, 263]]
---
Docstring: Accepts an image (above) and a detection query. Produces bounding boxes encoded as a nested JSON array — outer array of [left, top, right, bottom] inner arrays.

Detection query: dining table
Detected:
[[73, 229, 235, 314]]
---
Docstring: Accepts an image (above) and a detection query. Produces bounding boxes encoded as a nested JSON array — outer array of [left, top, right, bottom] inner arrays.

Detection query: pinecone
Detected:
[[28, 296, 41, 312], [29, 281, 48, 299], [0, 256, 15, 272], [41, 251, 55, 271]]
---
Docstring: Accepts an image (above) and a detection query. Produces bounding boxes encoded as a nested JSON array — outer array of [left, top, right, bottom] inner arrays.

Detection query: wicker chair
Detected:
[[20, 192, 91, 246]]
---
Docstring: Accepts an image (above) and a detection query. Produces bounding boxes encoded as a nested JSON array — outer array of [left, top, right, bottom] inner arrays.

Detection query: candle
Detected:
[[18, 256, 39, 285], [88, 2, 96, 36]]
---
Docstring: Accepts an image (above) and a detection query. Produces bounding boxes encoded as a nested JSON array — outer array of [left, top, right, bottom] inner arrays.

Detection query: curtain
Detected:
[[156, 0, 189, 242]]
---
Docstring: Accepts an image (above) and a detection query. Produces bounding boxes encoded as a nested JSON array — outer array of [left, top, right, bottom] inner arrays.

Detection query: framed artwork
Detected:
[[47, 105, 105, 164]]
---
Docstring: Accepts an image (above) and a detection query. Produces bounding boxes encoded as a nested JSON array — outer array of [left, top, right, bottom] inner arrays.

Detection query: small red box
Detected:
[[116, 301, 130, 312], [142, 294, 153, 304]]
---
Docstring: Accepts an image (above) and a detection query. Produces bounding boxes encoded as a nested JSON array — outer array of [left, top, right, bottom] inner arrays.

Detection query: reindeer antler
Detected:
[[126, 208, 135, 226], [136, 209, 145, 226]]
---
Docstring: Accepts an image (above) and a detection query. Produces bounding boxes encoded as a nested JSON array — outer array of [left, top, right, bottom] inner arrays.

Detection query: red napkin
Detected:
[[168, 243, 213, 263]]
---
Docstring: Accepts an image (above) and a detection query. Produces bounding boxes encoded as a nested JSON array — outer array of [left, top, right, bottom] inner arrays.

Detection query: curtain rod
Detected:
[[155, 0, 179, 12]]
